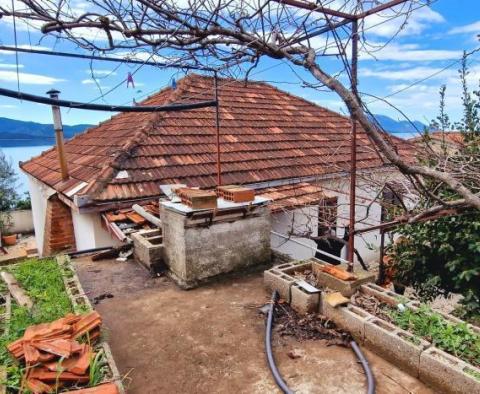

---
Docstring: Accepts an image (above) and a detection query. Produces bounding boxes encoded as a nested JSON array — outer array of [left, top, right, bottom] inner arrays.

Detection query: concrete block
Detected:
[[419, 347, 480, 394], [282, 261, 315, 276], [359, 283, 405, 306], [312, 261, 375, 297], [322, 302, 374, 342], [132, 229, 164, 271], [263, 269, 295, 302], [290, 284, 320, 314], [364, 318, 429, 377]]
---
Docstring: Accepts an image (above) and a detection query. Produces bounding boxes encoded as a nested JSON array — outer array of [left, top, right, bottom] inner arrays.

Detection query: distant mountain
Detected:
[[0, 113, 426, 147], [0, 117, 92, 147], [372, 114, 426, 136]]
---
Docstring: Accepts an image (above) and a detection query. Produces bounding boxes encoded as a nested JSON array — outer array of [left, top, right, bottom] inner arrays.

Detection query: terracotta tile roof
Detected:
[[258, 182, 335, 212], [21, 74, 390, 205], [409, 131, 464, 146]]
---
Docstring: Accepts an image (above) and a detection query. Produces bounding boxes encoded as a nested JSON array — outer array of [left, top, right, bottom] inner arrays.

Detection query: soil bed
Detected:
[[352, 291, 480, 369]]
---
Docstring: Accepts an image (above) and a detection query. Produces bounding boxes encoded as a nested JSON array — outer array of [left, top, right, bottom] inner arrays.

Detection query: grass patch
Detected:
[[390, 305, 480, 367], [0, 257, 73, 392]]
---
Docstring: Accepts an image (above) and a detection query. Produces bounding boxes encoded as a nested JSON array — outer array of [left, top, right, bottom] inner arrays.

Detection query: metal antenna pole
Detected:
[[347, 19, 359, 272], [47, 89, 69, 181], [214, 71, 222, 186]]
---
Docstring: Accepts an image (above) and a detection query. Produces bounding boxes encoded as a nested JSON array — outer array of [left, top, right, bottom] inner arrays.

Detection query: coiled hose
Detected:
[[265, 290, 376, 394]]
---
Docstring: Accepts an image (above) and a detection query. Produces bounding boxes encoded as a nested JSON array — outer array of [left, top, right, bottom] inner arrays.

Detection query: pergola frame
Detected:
[[272, 0, 411, 271]]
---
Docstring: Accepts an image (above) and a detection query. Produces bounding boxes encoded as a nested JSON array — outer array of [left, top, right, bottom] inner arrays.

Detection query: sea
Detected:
[[1, 145, 53, 195]]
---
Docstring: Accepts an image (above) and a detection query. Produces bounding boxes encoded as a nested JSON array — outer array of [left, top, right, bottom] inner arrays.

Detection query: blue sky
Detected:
[[0, 0, 479, 132]]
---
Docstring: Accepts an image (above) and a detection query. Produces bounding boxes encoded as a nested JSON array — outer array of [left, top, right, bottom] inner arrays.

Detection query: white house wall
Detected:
[[72, 210, 121, 251], [270, 174, 386, 264], [26, 175, 56, 256]]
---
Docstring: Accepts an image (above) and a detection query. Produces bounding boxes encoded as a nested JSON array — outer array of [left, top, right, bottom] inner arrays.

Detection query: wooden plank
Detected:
[[0, 271, 33, 309]]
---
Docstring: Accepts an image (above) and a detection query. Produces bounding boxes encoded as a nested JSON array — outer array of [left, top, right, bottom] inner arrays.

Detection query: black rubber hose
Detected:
[[265, 290, 294, 394], [350, 340, 376, 394]]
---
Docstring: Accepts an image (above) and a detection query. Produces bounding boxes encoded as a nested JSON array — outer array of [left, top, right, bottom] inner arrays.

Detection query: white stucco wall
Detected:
[[270, 174, 387, 265], [71, 210, 122, 251], [27, 175, 56, 256], [7, 210, 34, 234]]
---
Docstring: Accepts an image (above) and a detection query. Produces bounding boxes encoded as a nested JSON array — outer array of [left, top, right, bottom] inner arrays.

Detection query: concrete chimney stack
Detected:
[[47, 89, 69, 180]]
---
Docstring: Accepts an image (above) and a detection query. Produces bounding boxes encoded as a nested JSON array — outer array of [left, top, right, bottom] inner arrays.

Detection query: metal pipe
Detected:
[[47, 89, 69, 180], [67, 246, 113, 257], [350, 341, 376, 394], [347, 19, 358, 272], [0, 86, 217, 113], [271, 230, 349, 264], [265, 290, 294, 394], [0, 45, 211, 70], [214, 71, 222, 186]]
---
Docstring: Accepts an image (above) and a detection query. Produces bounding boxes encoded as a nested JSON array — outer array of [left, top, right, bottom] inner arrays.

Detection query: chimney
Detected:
[[47, 89, 69, 180]]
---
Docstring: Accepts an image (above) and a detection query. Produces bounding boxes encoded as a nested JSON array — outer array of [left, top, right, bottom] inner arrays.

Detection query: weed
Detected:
[[390, 305, 480, 367], [89, 349, 106, 387], [466, 368, 480, 381]]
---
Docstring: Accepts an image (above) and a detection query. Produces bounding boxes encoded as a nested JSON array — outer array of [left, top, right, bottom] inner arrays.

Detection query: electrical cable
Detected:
[[0, 86, 217, 113]]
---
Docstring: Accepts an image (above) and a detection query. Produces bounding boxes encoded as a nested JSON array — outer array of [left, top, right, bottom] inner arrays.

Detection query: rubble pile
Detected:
[[7, 311, 118, 393]]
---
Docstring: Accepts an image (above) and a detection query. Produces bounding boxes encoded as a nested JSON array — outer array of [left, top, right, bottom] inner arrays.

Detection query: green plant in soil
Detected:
[[467, 368, 480, 382], [390, 305, 480, 367], [0, 258, 73, 392]]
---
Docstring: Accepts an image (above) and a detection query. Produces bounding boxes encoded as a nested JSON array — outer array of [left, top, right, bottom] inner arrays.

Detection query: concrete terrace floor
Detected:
[[73, 257, 434, 394]]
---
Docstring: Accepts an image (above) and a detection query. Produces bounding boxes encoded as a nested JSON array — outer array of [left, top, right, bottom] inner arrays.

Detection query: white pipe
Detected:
[[132, 204, 162, 227], [270, 230, 349, 264]]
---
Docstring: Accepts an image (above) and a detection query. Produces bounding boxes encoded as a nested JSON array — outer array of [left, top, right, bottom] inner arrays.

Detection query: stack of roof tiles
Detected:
[[7, 311, 111, 393], [20, 74, 407, 206]]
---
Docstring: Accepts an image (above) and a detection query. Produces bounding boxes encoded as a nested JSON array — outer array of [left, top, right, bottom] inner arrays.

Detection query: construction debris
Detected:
[[132, 204, 162, 227], [102, 202, 160, 241], [175, 187, 218, 209], [0, 270, 33, 309], [7, 311, 104, 393], [319, 264, 357, 281], [217, 185, 255, 203], [352, 292, 393, 323], [273, 303, 351, 345], [325, 292, 350, 308]]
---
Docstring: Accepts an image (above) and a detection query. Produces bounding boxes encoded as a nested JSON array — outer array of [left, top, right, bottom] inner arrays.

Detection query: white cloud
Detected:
[[81, 79, 95, 84], [0, 104, 17, 109], [364, 6, 444, 38], [0, 70, 65, 85], [85, 69, 117, 76], [361, 66, 447, 81], [360, 42, 462, 62], [449, 21, 480, 35], [0, 63, 24, 69]]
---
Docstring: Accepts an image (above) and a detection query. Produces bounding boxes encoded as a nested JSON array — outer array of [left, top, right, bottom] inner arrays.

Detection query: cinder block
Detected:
[[282, 261, 315, 276], [313, 261, 375, 297], [419, 347, 480, 394], [290, 284, 320, 314], [322, 302, 374, 342], [359, 283, 402, 306], [364, 318, 429, 377], [263, 269, 295, 302]]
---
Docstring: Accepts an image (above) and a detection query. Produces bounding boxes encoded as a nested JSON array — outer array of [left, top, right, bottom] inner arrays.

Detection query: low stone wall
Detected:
[[1, 210, 34, 234]]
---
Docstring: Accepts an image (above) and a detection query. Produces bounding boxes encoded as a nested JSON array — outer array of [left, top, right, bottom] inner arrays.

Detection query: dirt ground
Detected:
[[74, 257, 434, 394]]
